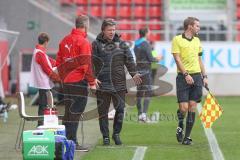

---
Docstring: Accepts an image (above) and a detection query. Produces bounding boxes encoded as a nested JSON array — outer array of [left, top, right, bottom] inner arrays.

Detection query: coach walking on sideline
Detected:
[[56, 15, 99, 152], [92, 19, 142, 145], [172, 17, 208, 145]]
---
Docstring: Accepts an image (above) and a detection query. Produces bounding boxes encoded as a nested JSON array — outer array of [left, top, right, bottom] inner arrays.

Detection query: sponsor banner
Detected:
[[155, 42, 240, 73]]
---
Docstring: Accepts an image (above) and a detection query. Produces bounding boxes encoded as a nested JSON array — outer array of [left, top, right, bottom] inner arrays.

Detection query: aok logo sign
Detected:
[[28, 145, 49, 156]]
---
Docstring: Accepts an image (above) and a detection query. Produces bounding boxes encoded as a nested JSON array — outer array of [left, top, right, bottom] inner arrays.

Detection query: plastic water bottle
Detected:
[[3, 110, 8, 122]]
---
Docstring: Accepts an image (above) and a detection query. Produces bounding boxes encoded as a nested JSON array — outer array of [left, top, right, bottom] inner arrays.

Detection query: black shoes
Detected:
[[182, 137, 193, 145], [176, 127, 184, 143], [112, 134, 122, 145], [75, 144, 89, 152], [103, 137, 110, 145]]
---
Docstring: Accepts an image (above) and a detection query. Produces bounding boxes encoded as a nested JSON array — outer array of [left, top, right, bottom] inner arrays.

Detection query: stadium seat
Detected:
[[90, 6, 102, 17], [236, 8, 240, 19], [119, 6, 132, 18], [120, 0, 131, 5], [134, 6, 146, 18], [120, 33, 133, 41], [149, 33, 161, 41], [59, 0, 73, 6], [76, 6, 88, 16], [105, 6, 117, 18], [135, 19, 147, 30], [149, 19, 161, 30], [150, 0, 162, 5], [118, 19, 132, 30], [237, 0, 240, 5], [134, 0, 147, 5], [75, 0, 88, 5], [90, 0, 102, 5], [149, 6, 162, 18], [105, 0, 116, 5]]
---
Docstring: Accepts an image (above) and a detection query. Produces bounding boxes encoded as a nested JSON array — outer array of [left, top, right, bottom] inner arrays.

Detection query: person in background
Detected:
[[134, 27, 162, 122], [30, 32, 60, 126]]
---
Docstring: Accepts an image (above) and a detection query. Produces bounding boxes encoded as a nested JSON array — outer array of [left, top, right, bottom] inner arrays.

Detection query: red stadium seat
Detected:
[[134, 0, 147, 5], [90, 0, 102, 5], [76, 6, 88, 16], [105, 0, 116, 5], [150, 0, 162, 5], [135, 19, 147, 30], [90, 6, 102, 17], [149, 19, 161, 30], [120, 33, 133, 41], [149, 33, 161, 41], [120, 0, 131, 5], [134, 6, 146, 18], [149, 6, 162, 18], [119, 6, 132, 18], [105, 6, 117, 18], [75, 0, 88, 5], [59, 0, 73, 6], [237, 0, 240, 5], [236, 8, 240, 19], [118, 19, 132, 30]]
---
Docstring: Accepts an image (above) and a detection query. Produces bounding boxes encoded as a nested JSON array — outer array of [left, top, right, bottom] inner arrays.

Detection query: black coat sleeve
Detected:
[[92, 41, 103, 77]]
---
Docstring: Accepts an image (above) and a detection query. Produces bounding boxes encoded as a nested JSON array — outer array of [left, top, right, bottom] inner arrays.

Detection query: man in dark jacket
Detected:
[[92, 18, 142, 145], [134, 27, 162, 122]]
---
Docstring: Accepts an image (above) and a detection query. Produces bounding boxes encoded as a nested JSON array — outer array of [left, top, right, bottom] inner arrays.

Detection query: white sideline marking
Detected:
[[197, 104, 225, 160], [132, 146, 147, 160]]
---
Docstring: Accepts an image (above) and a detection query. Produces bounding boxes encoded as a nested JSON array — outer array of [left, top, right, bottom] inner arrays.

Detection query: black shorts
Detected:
[[176, 73, 203, 103]]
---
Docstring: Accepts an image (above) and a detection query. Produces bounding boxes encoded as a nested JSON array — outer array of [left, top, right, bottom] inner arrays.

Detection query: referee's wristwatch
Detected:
[[183, 72, 189, 77], [202, 75, 208, 79]]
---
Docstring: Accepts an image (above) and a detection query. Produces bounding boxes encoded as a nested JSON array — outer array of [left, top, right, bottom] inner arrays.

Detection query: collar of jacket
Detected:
[[134, 37, 146, 47], [35, 44, 46, 53], [71, 28, 87, 38], [96, 32, 121, 43]]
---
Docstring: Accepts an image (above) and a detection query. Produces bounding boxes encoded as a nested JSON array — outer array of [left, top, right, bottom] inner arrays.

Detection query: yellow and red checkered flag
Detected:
[[199, 88, 223, 128]]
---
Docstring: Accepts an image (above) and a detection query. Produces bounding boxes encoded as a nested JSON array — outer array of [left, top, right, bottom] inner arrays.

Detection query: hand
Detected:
[[94, 79, 101, 88], [155, 54, 163, 61], [203, 77, 208, 88], [50, 72, 61, 83], [185, 75, 194, 85], [90, 85, 97, 90], [132, 73, 142, 85]]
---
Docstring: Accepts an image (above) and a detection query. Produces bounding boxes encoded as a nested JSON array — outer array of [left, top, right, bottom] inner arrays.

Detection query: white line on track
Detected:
[[197, 104, 225, 160], [132, 146, 147, 160]]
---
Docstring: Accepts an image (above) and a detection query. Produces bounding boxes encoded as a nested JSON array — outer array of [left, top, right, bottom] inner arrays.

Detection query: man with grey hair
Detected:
[[56, 15, 99, 151]]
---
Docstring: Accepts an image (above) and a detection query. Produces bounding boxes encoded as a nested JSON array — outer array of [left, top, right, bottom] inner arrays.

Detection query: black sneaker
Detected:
[[176, 127, 184, 143], [112, 134, 122, 145], [182, 137, 192, 145], [103, 137, 110, 145], [75, 144, 89, 152]]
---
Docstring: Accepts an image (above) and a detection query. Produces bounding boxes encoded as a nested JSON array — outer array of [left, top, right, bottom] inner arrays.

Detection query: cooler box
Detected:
[[37, 125, 66, 136], [22, 130, 55, 160]]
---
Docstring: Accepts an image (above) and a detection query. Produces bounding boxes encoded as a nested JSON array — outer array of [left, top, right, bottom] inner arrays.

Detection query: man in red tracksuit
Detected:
[[56, 15, 99, 152]]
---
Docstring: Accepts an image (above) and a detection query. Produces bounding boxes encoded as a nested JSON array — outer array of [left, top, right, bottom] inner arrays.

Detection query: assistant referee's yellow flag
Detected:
[[199, 93, 223, 128]]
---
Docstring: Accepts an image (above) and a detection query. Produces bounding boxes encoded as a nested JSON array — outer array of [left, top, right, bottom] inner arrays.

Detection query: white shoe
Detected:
[[138, 114, 143, 122]]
